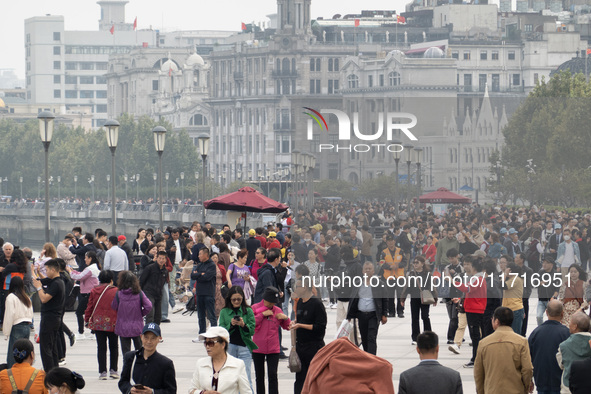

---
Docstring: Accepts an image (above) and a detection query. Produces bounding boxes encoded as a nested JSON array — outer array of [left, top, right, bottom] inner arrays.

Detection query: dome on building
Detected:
[[388, 49, 405, 58], [424, 47, 445, 58], [161, 58, 179, 73], [186, 53, 205, 67], [552, 56, 591, 77]]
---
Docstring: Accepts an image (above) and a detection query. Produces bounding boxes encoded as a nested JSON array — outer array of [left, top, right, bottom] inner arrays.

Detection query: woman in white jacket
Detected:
[[3, 276, 33, 367], [188, 326, 252, 394]]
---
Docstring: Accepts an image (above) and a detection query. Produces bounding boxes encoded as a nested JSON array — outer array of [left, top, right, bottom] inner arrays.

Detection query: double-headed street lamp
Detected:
[[105, 119, 120, 235], [57, 176, 61, 201], [153, 126, 167, 231], [197, 135, 210, 223], [38, 111, 55, 242], [74, 175, 78, 199], [19, 177, 23, 200], [89, 175, 95, 201], [414, 147, 423, 215], [124, 174, 128, 201], [291, 150, 301, 211], [135, 173, 140, 201]]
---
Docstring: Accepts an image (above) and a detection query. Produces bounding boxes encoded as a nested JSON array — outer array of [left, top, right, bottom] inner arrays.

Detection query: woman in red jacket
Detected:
[[422, 236, 437, 264], [84, 270, 118, 380]]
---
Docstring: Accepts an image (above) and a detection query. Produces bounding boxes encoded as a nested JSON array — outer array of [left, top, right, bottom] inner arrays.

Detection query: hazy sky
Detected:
[[1, 0, 412, 79]]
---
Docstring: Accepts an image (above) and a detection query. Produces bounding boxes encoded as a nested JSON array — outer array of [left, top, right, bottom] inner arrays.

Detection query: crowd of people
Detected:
[[0, 201, 589, 392]]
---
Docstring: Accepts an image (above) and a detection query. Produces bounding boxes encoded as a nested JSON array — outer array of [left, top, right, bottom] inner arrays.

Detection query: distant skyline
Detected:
[[0, 0, 416, 79]]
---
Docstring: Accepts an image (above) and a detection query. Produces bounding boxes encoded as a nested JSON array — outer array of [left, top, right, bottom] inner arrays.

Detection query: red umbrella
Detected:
[[204, 186, 288, 213], [419, 187, 472, 204]]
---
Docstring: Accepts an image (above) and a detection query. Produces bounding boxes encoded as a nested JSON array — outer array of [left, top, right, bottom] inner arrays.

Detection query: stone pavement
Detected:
[[8, 299, 541, 393]]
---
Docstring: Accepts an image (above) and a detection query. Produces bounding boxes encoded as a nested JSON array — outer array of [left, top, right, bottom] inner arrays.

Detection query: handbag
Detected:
[[288, 329, 302, 373], [420, 273, 436, 305]]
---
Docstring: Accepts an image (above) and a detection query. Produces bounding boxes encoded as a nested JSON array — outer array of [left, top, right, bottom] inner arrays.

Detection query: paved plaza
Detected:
[[6, 298, 542, 393]]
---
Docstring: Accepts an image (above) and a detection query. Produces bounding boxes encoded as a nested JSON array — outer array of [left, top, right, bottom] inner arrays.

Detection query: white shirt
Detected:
[[174, 239, 182, 264], [3, 293, 33, 338], [563, 242, 575, 267], [188, 354, 252, 394], [104, 246, 129, 271]]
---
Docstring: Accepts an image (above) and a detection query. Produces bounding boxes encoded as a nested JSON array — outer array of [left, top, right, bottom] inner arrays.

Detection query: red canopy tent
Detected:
[[419, 187, 472, 204]]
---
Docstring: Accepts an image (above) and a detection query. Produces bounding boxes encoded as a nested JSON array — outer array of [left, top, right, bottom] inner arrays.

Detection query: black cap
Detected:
[[263, 286, 280, 304], [542, 254, 555, 265]]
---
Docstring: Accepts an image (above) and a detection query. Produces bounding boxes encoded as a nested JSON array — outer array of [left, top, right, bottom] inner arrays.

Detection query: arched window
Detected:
[[190, 114, 208, 126], [389, 71, 400, 86], [348, 74, 359, 89], [291, 58, 296, 73], [276, 58, 281, 72], [282, 58, 290, 73]]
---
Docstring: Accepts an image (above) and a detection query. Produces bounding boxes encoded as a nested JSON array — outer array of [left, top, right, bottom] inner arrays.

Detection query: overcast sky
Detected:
[[0, 0, 417, 79]]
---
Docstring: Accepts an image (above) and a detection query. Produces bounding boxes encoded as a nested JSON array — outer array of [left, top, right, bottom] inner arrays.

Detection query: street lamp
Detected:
[[90, 175, 95, 201], [180, 172, 185, 200], [526, 159, 536, 207], [291, 150, 301, 211], [414, 147, 423, 216], [38, 110, 55, 242], [105, 118, 120, 235], [135, 173, 140, 201], [392, 140, 402, 218], [403, 143, 414, 206], [74, 175, 78, 199], [37, 176, 41, 200], [308, 154, 316, 210], [19, 176, 23, 200], [57, 176, 61, 201], [266, 169, 271, 196], [106, 174, 111, 203], [197, 135, 210, 223], [494, 160, 501, 205], [165, 172, 170, 200], [153, 173, 157, 203], [194, 171, 199, 204], [124, 174, 128, 201], [153, 126, 166, 231]]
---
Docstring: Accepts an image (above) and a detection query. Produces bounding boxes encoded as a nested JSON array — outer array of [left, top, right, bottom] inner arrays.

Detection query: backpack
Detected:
[[7, 368, 39, 394], [183, 293, 197, 316], [524, 240, 540, 265]]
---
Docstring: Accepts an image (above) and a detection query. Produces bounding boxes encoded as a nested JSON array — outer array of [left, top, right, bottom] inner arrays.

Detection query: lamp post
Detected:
[[74, 175, 78, 199], [106, 174, 111, 203], [301, 153, 310, 210], [153, 126, 166, 231], [526, 159, 536, 207], [89, 175, 95, 201], [197, 135, 210, 223], [38, 111, 55, 242], [165, 173, 170, 200], [494, 160, 501, 205], [124, 174, 128, 201], [105, 119, 119, 235], [180, 172, 185, 200], [153, 173, 157, 202], [19, 177, 23, 200], [266, 169, 271, 196], [291, 150, 301, 211], [57, 176, 61, 201], [393, 140, 401, 218], [135, 173, 140, 201], [37, 177, 41, 200], [309, 155, 316, 210], [403, 143, 414, 206], [414, 147, 423, 216], [194, 171, 199, 204]]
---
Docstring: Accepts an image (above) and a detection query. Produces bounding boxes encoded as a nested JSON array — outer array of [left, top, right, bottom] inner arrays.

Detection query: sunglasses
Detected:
[[204, 339, 221, 347], [231, 297, 243, 302]]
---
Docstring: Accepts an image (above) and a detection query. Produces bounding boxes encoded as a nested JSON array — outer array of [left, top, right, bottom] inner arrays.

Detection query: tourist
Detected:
[[67, 250, 100, 341], [44, 368, 85, 394], [3, 275, 33, 367], [401, 256, 436, 345], [0, 338, 46, 393]]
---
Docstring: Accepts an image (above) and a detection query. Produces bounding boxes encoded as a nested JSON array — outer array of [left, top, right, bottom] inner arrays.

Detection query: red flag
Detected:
[[110, 24, 115, 34], [354, 19, 360, 27], [241, 22, 247, 31], [587, 48, 591, 55], [142, 42, 148, 48], [397, 15, 406, 23], [133, 17, 137, 30]]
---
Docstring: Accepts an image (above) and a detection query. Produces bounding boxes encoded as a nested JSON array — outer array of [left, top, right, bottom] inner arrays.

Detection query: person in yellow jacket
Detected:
[[0, 338, 47, 394], [378, 234, 405, 318]]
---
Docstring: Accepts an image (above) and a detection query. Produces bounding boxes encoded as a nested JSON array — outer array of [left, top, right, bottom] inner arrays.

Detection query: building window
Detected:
[[53, 90, 61, 98], [96, 76, 107, 84], [348, 74, 359, 88], [479, 74, 487, 92], [53, 32, 61, 41], [80, 90, 94, 98], [65, 75, 77, 84], [152, 80, 159, 91], [463, 51, 471, 60], [508, 51, 515, 60], [53, 61, 61, 70], [310, 79, 321, 94], [464, 74, 472, 87], [491, 74, 500, 92], [80, 62, 94, 70], [379, 74, 384, 87], [368, 75, 373, 87], [328, 79, 339, 94], [80, 76, 94, 84], [190, 114, 208, 126], [389, 71, 400, 86], [96, 104, 107, 113], [534, 73, 539, 85], [328, 58, 340, 72], [310, 58, 321, 72], [480, 51, 487, 60], [492, 51, 499, 60], [53, 75, 61, 84], [512, 74, 520, 86], [65, 62, 77, 70], [96, 90, 107, 98], [451, 51, 459, 59], [65, 90, 77, 98], [524, 24, 533, 32], [53, 46, 61, 55], [96, 63, 108, 70]]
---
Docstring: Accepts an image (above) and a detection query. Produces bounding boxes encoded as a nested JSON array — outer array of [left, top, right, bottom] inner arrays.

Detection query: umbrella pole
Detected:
[[244, 211, 247, 232]]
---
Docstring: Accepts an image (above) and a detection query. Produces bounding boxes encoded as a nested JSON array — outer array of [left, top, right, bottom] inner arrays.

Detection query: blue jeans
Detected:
[[228, 343, 253, 390], [197, 295, 217, 334], [512, 308, 524, 334], [7, 322, 31, 367], [537, 301, 548, 326]]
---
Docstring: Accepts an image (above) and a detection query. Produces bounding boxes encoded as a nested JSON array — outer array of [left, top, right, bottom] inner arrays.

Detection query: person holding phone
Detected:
[[219, 286, 257, 390]]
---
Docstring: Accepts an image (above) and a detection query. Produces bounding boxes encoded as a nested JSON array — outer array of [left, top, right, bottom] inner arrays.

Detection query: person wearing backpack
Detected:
[[0, 338, 47, 394]]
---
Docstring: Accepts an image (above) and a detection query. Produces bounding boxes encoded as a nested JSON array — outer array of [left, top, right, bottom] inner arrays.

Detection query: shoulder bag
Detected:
[[288, 329, 301, 373]]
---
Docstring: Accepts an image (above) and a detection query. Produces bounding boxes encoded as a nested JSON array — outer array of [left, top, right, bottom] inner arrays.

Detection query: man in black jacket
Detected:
[[253, 248, 281, 304], [118, 235, 136, 274], [346, 261, 388, 355], [119, 323, 176, 394], [246, 229, 261, 263], [69, 233, 97, 271], [140, 251, 168, 325], [191, 247, 217, 337]]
